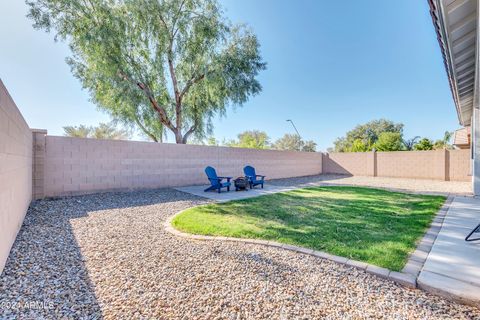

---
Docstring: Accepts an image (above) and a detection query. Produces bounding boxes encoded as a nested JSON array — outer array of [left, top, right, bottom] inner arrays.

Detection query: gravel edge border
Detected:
[[164, 194, 454, 290]]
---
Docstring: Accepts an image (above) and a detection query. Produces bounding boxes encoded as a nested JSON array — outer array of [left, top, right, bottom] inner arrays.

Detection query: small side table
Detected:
[[234, 177, 249, 191]]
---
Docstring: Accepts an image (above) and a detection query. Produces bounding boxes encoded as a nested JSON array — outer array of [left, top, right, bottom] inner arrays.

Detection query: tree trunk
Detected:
[[174, 130, 184, 144]]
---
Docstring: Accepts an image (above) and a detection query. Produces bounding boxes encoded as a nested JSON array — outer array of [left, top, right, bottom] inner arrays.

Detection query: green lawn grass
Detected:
[[172, 186, 445, 271]]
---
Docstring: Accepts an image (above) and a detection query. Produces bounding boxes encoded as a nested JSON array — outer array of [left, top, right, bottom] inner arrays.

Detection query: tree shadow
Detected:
[[268, 173, 354, 187]]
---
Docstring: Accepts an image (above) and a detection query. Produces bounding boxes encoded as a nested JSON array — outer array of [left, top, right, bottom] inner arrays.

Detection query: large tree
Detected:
[[27, 0, 266, 143], [333, 119, 404, 152]]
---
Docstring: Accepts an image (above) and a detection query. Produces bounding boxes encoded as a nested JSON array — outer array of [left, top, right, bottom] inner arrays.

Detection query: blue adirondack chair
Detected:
[[204, 166, 232, 193], [243, 165, 265, 189]]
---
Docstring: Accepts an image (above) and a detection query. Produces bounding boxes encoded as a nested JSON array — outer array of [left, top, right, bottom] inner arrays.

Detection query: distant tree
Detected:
[[302, 140, 317, 152], [273, 134, 302, 151], [349, 139, 370, 152], [433, 140, 444, 150], [27, 0, 266, 144], [433, 131, 453, 150], [63, 122, 130, 140], [91, 122, 131, 140], [373, 132, 404, 151], [273, 134, 317, 152], [402, 136, 420, 151], [206, 137, 220, 146], [226, 130, 270, 149], [332, 138, 350, 153], [444, 130, 453, 143], [333, 119, 404, 152], [413, 138, 434, 151], [63, 125, 93, 138], [186, 136, 205, 145]]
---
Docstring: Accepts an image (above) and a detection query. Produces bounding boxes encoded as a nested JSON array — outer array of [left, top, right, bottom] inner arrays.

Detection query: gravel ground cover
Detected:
[[268, 174, 472, 195], [0, 188, 479, 319]]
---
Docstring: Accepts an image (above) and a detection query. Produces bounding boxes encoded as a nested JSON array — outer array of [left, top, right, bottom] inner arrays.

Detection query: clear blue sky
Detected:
[[0, 0, 459, 151]]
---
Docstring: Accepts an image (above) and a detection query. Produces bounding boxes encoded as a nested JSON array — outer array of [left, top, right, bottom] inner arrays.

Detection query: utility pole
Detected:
[[286, 119, 301, 139]]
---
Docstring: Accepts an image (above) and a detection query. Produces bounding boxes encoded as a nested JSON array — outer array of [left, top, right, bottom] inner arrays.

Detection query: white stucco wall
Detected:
[[473, 108, 480, 196]]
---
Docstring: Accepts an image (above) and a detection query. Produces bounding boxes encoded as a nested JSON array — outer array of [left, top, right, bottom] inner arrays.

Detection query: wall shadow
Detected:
[[268, 173, 353, 188], [0, 188, 202, 318]]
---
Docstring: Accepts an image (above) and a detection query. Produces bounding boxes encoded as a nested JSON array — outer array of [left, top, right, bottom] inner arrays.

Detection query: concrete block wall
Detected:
[[36, 137, 472, 199], [32, 129, 47, 199], [448, 149, 471, 181], [39, 136, 323, 198], [323, 150, 471, 181], [0, 80, 33, 273], [322, 152, 374, 176], [376, 150, 447, 180]]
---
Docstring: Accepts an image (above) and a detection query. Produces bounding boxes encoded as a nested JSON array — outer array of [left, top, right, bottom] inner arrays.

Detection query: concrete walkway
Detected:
[[418, 196, 480, 307]]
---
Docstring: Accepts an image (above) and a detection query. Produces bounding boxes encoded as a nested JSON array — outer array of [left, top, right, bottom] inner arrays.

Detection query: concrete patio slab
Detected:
[[418, 196, 480, 307], [174, 184, 299, 202]]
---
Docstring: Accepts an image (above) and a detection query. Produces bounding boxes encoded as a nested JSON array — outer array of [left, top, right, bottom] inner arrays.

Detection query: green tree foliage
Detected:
[[27, 0, 266, 144], [63, 122, 131, 140], [433, 131, 453, 150], [273, 134, 301, 151], [333, 119, 404, 152], [373, 132, 404, 151], [273, 134, 317, 152], [226, 130, 270, 149], [350, 139, 369, 152], [206, 137, 220, 146], [302, 140, 318, 152], [63, 125, 93, 138], [402, 136, 420, 151], [187, 135, 220, 146], [433, 140, 446, 150], [413, 138, 434, 151]]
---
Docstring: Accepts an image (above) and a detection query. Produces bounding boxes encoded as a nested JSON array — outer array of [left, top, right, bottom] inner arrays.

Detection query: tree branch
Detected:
[[159, 3, 188, 136], [138, 81, 176, 131], [171, 0, 187, 40], [157, 12, 170, 37], [118, 71, 176, 132], [133, 115, 159, 142], [179, 73, 205, 100], [167, 57, 182, 130], [182, 123, 197, 144], [158, 4, 184, 132]]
